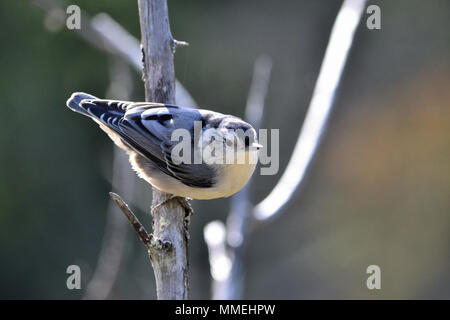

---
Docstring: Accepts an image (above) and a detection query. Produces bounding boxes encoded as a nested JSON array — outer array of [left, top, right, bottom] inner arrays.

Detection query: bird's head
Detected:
[[201, 116, 262, 165]]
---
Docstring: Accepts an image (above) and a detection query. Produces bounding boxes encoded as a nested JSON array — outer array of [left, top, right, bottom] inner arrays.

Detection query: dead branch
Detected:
[[204, 56, 272, 299], [253, 0, 368, 221], [204, 0, 367, 299], [83, 57, 135, 300], [136, 0, 190, 300]]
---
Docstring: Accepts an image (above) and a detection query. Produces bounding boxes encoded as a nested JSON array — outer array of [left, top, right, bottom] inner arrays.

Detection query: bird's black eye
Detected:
[[157, 114, 172, 125], [244, 136, 250, 147]]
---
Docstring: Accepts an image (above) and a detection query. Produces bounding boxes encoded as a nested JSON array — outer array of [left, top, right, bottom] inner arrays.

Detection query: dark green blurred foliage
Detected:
[[0, 0, 449, 299]]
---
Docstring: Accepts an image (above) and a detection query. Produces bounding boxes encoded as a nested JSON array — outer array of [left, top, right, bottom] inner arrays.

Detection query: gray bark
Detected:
[[137, 0, 190, 300]]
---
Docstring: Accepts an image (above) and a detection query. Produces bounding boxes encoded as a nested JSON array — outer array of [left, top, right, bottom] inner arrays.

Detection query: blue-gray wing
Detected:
[[78, 98, 216, 188]]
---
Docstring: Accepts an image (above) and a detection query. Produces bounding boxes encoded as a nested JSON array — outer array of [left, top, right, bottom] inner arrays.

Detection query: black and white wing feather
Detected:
[[67, 92, 215, 188]]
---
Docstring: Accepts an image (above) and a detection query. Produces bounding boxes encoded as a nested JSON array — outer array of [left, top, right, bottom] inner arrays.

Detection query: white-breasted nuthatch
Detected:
[[67, 92, 262, 200]]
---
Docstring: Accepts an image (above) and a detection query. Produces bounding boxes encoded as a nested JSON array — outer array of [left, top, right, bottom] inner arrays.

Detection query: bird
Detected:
[[66, 92, 262, 211]]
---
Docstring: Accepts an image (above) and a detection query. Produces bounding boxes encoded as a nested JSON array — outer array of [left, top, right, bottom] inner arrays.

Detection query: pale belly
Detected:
[[129, 152, 257, 200]]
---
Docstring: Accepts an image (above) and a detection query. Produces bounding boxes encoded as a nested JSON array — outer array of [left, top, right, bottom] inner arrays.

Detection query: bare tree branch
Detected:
[[205, 0, 367, 299], [245, 55, 272, 129], [204, 221, 232, 299], [90, 12, 196, 108], [137, 0, 190, 300], [253, 0, 368, 222], [83, 57, 135, 300], [83, 151, 132, 300], [30, 0, 197, 108], [204, 55, 272, 300], [109, 192, 153, 249]]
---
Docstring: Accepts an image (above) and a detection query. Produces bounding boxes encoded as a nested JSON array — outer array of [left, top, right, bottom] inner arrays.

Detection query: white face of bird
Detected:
[[201, 127, 261, 165]]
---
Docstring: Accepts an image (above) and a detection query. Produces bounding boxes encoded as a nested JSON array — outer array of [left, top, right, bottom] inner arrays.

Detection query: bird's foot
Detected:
[[175, 196, 194, 218], [151, 196, 194, 218]]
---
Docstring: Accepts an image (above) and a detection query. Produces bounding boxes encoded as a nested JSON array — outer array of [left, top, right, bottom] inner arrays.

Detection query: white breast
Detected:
[[129, 150, 258, 200], [213, 159, 257, 198]]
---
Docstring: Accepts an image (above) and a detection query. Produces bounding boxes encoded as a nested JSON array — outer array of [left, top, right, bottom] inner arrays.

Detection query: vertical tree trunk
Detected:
[[137, 0, 189, 300]]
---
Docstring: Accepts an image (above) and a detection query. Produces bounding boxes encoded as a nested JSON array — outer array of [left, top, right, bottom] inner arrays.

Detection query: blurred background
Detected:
[[0, 0, 449, 299]]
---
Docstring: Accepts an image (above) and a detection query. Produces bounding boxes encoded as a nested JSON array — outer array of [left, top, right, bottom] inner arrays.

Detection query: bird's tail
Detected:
[[66, 92, 99, 117]]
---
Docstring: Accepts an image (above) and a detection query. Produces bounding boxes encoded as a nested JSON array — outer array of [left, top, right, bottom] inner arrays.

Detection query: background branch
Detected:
[[204, 55, 272, 300], [83, 57, 135, 300], [83, 149, 133, 300], [205, 0, 367, 300], [253, 0, 368, 222], [30, 0, 196, 108]]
